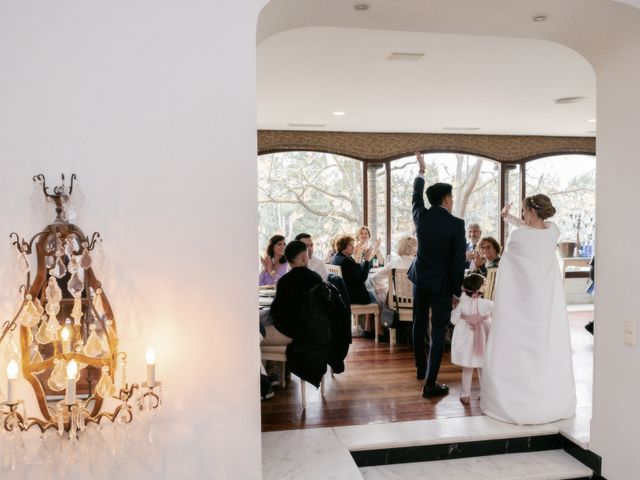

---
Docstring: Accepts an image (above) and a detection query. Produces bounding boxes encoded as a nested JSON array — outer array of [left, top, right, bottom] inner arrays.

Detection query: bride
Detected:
[[480, 195, 576, 425]]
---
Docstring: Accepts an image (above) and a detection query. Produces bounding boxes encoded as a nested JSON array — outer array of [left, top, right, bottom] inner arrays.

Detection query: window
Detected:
[[258, 152, 363, 259], [525, 155, 596, 246], [390, 153, 500, 253]]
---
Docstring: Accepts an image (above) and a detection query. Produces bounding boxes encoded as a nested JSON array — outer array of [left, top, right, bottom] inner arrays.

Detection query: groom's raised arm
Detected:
[[412, 176, 426, 225]]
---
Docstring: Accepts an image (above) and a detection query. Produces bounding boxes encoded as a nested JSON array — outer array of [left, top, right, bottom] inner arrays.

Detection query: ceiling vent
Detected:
[[554, 96, 586, 104], [443, 127, 480, 132], [387, 52, 425, 62], [287, 123, 326, 128]]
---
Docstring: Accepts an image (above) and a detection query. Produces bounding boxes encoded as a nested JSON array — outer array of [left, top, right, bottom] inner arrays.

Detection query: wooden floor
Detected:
[[261, 309, 594, 432]]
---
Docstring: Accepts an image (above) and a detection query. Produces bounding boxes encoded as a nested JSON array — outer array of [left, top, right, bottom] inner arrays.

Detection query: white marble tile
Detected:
[[262, 428, 362, 480], [359, 450, 592, 480], [554, 406, 592, 449], [333, 416, 559, 452]]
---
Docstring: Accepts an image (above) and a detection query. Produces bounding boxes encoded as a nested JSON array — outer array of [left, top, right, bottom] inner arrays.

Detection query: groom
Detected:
[[408, 152, 466, 398]]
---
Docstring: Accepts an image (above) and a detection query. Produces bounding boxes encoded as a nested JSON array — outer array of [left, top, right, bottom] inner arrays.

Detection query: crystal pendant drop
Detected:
[[50, 257, 67, 279], [83, 325, 103, 357], [45, 300, 60, 317], [46, 314, 61, 339], [55, 236, 65, 258], [44, 233, 56, 253], [31, 349, 45, 374], [80, 247, 92, 270], [45, 255, 55, 269], [67, 255, 80, 274], [67, 272, 84, 298], [99, 333, 110, 355], [20, 295, 40, 327], [33, 297, 44, 316], [105, 319, 117, 341], [65, 234, 80, 256], [47, 359, 67, 391], [93, 289, 105, 318], [71, 297, 83, 325], [95, 366, 116, 398], [35, 316, 54, 345], [45, 276, 63, 304]]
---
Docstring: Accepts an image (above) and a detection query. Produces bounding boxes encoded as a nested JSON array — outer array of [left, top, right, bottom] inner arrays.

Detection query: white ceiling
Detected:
[[257, 26, 596, 136]]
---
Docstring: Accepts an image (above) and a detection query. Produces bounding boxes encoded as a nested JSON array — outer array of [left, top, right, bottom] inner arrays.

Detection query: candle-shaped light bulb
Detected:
[[65, 359, 77, 405], [6, 360, 19, 404], [66, 359, 78, 379], [7, 360, 19, 379], [146, 348, 156, 387], [61, 326, 71, 353]]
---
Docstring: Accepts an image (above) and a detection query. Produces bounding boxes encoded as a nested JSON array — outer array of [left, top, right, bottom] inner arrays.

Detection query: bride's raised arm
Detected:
[[501, 203, 525, 226]]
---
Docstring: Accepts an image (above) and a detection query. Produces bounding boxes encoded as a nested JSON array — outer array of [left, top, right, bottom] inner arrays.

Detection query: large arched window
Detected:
[[390, 153, 500, 252], [258, 151, 363, 258]]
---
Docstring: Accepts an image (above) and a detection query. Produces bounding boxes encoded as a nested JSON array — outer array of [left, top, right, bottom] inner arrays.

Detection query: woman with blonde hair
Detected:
[[354, 225, 384, 267], [370, 235, 417, 303]]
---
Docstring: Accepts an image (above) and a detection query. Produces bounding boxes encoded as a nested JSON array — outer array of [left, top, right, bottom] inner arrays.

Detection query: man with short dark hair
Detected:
[[264, 241, 324, 344], [295, 233, 329, 281], [408, 153, 466, 398]]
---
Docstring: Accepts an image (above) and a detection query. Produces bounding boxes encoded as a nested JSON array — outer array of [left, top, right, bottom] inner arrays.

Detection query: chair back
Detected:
[[387, 268, 413, 309], [484, 267, 498, 300], [326, 264, 342, 277]]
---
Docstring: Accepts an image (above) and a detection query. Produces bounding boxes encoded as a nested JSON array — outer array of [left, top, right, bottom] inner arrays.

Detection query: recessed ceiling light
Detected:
[[553, 96, 586, 104], [354, 3, 369, 11], [588, 118, 597, 123], [388, 52, 425, 62], [287, 123, 326, 128], [332, 111, 346, 116], [533, 15, 547, 22], [443, 127, 480, 131]]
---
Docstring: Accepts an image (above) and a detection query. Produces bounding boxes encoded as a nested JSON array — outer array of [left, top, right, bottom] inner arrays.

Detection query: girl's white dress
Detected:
[[480, 221, 577, 425], [451, 294, 493, 368]]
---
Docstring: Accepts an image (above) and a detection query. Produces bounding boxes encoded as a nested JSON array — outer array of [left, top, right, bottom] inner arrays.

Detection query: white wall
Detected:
[[0, 1, 266, 478]]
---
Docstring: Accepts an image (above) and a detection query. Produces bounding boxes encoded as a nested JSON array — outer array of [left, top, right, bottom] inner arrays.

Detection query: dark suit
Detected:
[[331, 252, 373, 305], [408, 177, 466, 384], [270, 267, 324, 340]]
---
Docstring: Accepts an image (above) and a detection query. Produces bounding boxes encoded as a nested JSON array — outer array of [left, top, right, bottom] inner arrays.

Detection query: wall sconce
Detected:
[[0, 174, 162, 466]]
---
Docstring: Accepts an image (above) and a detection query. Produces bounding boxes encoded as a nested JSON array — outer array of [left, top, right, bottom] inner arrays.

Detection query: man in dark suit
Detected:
[[408, 153, 466, 398]]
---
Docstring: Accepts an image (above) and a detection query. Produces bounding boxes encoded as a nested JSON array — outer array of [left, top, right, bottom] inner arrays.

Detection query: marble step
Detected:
[[359, 449, 593, 480]]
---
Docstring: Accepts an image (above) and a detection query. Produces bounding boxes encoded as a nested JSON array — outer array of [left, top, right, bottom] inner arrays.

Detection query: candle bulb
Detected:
[[6, 360, 19, 404], [146, 348, 156, 387], [61, 326, 71, 354], [65, 359, 78, 405]]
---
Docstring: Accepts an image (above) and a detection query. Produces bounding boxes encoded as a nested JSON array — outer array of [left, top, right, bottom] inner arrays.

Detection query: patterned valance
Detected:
[[258, 130, 595, 163]]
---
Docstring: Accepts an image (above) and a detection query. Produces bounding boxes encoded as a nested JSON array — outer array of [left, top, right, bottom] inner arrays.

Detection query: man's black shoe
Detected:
[[585, 321, 594, 335], [422, 382, 450, 398]]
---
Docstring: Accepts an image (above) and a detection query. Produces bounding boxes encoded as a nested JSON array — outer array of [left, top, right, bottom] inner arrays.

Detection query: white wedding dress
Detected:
[[480, 220, 576, 425]]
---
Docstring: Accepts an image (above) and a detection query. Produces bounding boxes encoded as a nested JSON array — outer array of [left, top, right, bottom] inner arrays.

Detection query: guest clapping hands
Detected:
[[259, 235, 288, 286]]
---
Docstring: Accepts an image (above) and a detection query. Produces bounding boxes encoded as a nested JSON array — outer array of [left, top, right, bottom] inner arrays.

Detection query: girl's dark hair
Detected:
[[266, 235, 287, 264], [462, 273, 485, 295]]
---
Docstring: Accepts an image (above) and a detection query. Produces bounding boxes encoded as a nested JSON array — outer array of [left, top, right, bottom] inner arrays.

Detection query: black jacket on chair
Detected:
[[407, 177, 466, 298], [331, 252, 372, 305]]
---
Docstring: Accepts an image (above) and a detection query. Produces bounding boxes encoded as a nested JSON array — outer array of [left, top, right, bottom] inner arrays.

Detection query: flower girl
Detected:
[[451, 273, 494, 404]]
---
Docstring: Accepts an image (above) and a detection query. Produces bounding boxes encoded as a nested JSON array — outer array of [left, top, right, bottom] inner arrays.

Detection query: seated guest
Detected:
[[465, 223, 482, 269], [354, 225, 384, 267], [261, 240, 323, 346], [369, 235, 417, 304], [295, 233, 328, 281], [471, 236, 501, 276], [331, 234, 378, 338], [259, 235, 288, 286]]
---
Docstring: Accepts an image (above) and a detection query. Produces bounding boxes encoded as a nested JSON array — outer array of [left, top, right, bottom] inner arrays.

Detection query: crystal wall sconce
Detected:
[[0, 174, 162, 463]]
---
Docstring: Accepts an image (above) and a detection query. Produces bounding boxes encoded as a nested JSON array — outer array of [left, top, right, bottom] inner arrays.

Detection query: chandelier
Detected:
[[0, 174, 161, 468]]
